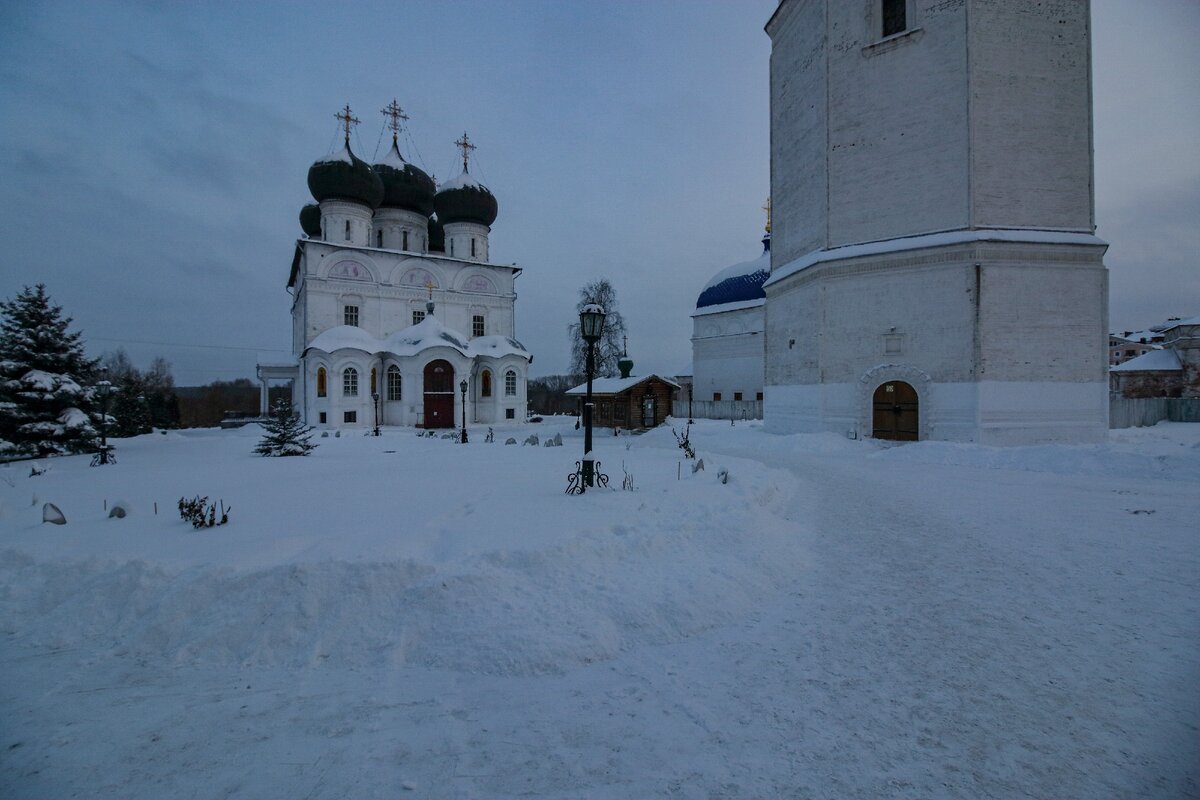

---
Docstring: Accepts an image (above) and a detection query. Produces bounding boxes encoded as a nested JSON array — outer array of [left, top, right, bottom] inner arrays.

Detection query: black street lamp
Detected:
[[371, 391, 380, 436], [579, 303, 606, 488], [459, 379, 469, 443], [687, 383, 694, 425], [95, 379, 112, 465]]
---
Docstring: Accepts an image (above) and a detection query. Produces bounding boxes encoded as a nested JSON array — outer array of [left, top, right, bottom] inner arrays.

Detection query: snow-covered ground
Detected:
[[1, 419, 1197, 798]]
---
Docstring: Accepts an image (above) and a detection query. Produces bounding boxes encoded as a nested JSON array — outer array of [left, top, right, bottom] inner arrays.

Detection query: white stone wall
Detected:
[[318, 200, 373, 248], [763, 239, 1108, 443], [969, 0, 1094, 231], [372, 208, 430, 252], [691, 304, 765, 401], [443, 222, 490, 263]]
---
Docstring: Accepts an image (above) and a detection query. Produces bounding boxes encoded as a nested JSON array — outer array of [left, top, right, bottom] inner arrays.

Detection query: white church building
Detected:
[[258, 104, 531, 430], [762, 0, 1110, 444], [691, 230, 770, 406]]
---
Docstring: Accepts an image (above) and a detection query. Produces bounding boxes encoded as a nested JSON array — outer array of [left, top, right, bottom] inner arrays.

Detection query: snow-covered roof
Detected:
[[376, 144, 408, 170], [438, 170, 483, 192], [1110, 348, 1182, 372], [765, 228, 1109, 288], [305, 316, 530, 361], [314, 142, 355, 166], [696, 250, 770, 310], [566, 374, 681, 395], [1164, 315, 1200, 329]]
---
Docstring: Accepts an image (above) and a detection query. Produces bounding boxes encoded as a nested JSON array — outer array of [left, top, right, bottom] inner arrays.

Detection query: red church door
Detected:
[[872, 381, 919, 441], [423, 360, 455, 428]]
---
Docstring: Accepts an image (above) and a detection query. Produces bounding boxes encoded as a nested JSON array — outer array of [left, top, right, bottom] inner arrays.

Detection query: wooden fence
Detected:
[[671, 399, 763, 421], [1109, 397, 1200, 429]]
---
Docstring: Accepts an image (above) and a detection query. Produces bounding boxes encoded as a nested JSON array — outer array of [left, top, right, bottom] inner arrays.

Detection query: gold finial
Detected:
[[425, 279, 434, 300], [381, 99, 409, 145], [335, 104, 361, 145], [455, 131, 477, 172], [763, 197, 772, 234]]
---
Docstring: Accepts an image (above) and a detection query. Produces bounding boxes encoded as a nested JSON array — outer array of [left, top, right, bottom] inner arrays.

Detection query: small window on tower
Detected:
[[344, 305, 359, 327], [402, 230, 409, 251], [471, 238, 476, 257], [450, 239, 455, 256], [412, 310, 426, 326], [882, 0, 906, 37], [377, 230, 383, 248], [472, 315, 484, 338], [345, 220, 351, 241]]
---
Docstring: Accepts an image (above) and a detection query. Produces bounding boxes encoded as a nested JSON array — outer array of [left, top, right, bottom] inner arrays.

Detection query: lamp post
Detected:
[[579, 303, 606, 488], [687, 383, 694, 425], [459, 379, 469, 443], [96, 379, 112, 465], [371, 391, 380, 436]]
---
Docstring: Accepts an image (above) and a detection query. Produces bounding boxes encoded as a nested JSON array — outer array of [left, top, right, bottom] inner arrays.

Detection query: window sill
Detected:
[[862, 26, 923, 57]]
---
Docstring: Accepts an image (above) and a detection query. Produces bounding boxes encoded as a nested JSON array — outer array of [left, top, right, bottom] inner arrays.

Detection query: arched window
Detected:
[[402, 230, 409, 251], [343, 367, 358, 397], [387, 365, 402, 400], [504, 370, 517, 396], [370, 367, 377, 395], [481, 370, 492, 398], [316, 367, 327, 398]]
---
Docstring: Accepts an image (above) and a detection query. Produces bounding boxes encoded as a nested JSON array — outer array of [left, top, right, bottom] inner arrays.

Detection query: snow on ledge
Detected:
[[764, 228, 1109, 288]]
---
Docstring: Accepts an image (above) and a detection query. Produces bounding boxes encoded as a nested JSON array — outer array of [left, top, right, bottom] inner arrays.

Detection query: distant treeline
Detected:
[[527, 375, 582, 416]]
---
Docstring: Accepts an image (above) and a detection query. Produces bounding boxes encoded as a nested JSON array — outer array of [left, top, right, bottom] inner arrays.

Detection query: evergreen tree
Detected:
[[567, 278, 628, 379], [254, 398, 317, 457], [0, 285, 99, 457], [100, 349, 175, 436]]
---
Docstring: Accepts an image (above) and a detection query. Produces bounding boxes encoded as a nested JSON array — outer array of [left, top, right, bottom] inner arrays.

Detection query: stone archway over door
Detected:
[[423, 360, 455, 428], [872, 381, 919, 441]]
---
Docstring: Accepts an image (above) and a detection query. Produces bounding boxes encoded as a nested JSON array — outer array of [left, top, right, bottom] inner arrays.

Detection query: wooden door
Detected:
[[872, 381, 918, 441], [423, 360, 455, 428], [641, 394, 656, 427]]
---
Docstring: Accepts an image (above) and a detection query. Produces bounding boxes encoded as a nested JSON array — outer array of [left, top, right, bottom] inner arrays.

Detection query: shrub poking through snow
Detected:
[[178, 495, 230, 528], [673, 421, 695, 459], [254, 399, 316, 457]]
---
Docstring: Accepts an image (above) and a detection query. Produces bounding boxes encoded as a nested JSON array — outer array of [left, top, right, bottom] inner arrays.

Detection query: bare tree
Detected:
[[567, 278, 628, 379]]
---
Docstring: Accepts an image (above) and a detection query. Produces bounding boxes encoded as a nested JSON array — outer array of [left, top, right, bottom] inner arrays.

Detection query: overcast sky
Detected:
[[1, 0, 1196, 385]]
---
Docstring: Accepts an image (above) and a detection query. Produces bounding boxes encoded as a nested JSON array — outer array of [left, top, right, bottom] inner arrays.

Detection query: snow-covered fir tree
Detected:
[[0, 285, 99, 458], [254, 398, 317, 457]]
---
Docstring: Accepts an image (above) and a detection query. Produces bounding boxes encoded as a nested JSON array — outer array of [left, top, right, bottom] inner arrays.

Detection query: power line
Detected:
[[89, 336, 289, 353]]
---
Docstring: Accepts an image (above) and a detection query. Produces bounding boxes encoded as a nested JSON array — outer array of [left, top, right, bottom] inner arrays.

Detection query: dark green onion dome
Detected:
[[307, 140, 384, 209], [299, 203, 322, 237], [427, 215, 445, 252], [373, 139, 436, 216], [434, 169, 498, 226]]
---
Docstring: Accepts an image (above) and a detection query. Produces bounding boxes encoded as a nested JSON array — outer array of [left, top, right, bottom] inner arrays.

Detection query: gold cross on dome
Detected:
[[335, 104, 361, 144], [381, 99, 409, 143], [455, 131, 476, 172], [763, 197, 772, 234], [425, 280, 434, 300]]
